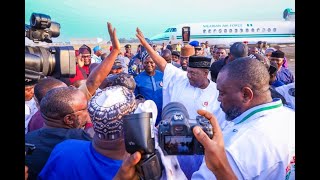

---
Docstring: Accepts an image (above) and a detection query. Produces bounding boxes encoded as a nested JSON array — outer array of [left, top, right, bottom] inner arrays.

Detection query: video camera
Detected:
[[158, 102, 213, 155], [25, 13, 76, 81]]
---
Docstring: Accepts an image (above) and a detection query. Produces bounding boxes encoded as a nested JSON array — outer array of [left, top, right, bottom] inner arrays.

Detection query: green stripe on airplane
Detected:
[[152, 34, 295, 41], [176, 34, 295, 39]]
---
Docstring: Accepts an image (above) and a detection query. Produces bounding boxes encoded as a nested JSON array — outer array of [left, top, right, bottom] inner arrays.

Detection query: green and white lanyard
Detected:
[[235, 102, 283, 125]]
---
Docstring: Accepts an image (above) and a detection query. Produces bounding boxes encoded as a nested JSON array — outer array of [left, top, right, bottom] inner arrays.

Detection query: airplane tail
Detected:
[[283, 8, 295, 21]]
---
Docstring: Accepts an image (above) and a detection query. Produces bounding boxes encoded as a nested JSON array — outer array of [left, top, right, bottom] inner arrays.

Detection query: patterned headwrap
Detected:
[[141, 51, 150, 62], [88, 85, 136, 140], [104, 73, 136, 91]]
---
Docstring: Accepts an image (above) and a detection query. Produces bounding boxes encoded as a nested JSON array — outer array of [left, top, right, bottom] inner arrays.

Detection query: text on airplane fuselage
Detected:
[[203, 24, 243, 28]]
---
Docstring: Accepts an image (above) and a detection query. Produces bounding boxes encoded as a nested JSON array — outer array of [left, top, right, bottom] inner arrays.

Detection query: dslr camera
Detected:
[[158, 102, 213, 155], [25, 13, 76, 81]]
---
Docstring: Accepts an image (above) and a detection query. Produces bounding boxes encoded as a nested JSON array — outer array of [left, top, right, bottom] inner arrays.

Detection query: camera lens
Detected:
[[49, 22, 61, 38], [25, 46, 55, 76], [25, 46, 76, 79], [30, 13, 51, 29], [162, 102, 189, 120]]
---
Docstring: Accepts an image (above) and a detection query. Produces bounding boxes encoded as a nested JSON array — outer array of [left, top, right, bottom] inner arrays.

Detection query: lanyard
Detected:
[[235, 103, 282, 125]]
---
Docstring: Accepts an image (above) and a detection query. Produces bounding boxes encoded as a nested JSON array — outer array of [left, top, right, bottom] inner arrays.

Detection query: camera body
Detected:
[[158, 102, 213, 155]]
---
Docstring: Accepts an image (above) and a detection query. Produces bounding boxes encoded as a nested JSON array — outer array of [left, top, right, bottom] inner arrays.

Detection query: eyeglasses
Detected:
[[180, 56, 189, 60], [82, 55, 91, 58], [187, 69, 203, 77], [41, 106, 87, 121]]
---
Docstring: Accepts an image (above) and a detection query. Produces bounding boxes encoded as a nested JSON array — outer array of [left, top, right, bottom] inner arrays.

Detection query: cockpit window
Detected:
[[164, 28, 171, 33]]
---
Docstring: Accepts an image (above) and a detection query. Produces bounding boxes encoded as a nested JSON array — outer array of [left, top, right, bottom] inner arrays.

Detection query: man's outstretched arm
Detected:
[[85, 22, 120, 98], [135, 28, 167, 72]]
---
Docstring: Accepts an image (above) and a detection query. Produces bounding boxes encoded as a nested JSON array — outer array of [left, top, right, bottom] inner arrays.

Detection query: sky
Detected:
[[25, 0, 295, 42]]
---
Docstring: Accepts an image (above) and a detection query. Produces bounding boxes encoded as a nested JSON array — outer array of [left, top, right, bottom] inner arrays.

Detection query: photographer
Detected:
[[113, 109, 237, 180]]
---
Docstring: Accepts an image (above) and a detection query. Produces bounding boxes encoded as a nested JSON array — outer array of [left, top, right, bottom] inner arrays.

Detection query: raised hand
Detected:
[[77, 53, 85, 67], [84, 22, 121, 99], [136, 28, 149, 47], [135, 27, 167, 72], [193, 109, 237, 180], [108, 22, 120, 52]]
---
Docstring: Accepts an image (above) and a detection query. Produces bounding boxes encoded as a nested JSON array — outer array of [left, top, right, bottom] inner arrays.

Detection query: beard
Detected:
[[221, 104, 242, 121], [182, 65, 187, 71], [188, 79, 201, 88], [145, 67, 154, 74]]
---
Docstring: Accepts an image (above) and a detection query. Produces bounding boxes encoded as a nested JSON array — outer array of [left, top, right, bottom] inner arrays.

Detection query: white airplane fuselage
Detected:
[[150, 20, 295, 46]]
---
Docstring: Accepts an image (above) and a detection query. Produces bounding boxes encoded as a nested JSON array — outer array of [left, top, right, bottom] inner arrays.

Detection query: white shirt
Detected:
[[25, 98, 38, 134], [192, 99, 295, 180], [163, 63, 226, 127], [203, 47, 211, 57], [275, 82, 295, 110], [91, 54, 102, 63]]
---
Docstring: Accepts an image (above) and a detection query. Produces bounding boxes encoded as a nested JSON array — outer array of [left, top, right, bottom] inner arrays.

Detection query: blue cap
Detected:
[[93, 45, 102, 53], [189, 40, 200, 47]]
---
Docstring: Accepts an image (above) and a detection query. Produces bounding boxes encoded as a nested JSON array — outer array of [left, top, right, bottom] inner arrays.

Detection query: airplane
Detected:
[[150, 8, 295, 47]]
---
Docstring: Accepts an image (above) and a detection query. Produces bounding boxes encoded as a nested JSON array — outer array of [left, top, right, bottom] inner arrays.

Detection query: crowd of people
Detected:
[[25, 22, 295, 180]]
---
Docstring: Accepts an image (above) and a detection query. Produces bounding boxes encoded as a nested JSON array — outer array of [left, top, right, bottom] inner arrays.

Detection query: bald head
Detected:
[[34, 77, 67, 103], [161, 49, 172, 63], [219, 58, 270, 95], [40, 87, 87, 120], [229, 42, 248, 61]]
